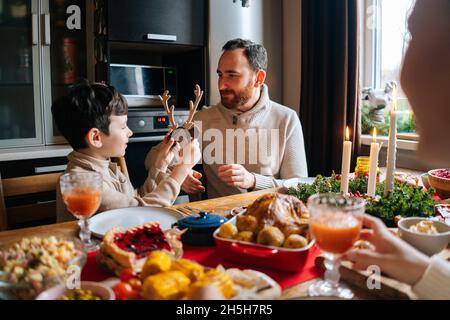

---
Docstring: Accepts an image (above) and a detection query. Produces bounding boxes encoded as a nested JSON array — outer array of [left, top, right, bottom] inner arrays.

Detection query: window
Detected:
[[361, 0, 417, 141]]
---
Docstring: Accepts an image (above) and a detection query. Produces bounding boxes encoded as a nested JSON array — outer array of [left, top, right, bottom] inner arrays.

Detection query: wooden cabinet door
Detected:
[[108, 0, 205, 46]]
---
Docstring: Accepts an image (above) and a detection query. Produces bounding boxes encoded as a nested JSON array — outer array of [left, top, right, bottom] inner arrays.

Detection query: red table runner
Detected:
[[82, 245, 323, 290]]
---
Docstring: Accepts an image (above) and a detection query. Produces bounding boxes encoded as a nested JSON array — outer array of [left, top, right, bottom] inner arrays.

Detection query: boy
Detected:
[[52, 80, 201, 222]]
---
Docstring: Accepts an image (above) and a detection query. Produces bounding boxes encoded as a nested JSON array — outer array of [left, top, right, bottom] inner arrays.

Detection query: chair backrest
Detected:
[[0, 172, 62, 231], [0, 157, 128, 230], [112, 156, 129, 178]]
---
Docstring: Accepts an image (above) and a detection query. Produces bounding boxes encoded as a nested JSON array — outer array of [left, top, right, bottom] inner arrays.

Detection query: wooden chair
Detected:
[[112, 156, 129, 178], [0, 157, 129, 231], [0, 171, 62, 231]]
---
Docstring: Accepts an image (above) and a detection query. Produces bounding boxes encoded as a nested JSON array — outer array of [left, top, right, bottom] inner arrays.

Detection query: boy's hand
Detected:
[[170, 139, 202, 186], [155, 132, 178, 172], [178, 139, 201, 168], [182, 170, 205, 194], [218, 164, 256, 190]]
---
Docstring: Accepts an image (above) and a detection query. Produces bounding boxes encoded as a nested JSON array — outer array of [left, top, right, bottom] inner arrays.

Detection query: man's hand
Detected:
[[182, 170, 206, 194], [217, 164, 256, 190]]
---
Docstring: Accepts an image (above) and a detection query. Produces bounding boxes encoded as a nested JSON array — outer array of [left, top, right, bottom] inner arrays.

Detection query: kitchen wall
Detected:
[[208, 0, 283, 106], [282, 0, 301, 114]]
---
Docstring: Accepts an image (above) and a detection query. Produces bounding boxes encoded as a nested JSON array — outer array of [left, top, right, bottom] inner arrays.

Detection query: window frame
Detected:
[[360, 0, 419, 149]]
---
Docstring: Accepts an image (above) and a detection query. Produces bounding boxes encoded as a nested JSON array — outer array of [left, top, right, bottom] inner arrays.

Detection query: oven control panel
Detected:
[[127, 110, 190, 134]]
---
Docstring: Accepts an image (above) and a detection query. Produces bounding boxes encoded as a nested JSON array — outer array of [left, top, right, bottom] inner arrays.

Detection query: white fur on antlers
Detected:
[[159, 85, 204, 131]]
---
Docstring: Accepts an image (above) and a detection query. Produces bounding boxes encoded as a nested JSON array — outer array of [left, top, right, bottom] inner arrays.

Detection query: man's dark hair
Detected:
[[222, 38, 268, 72], [51, 79, 128, 150]]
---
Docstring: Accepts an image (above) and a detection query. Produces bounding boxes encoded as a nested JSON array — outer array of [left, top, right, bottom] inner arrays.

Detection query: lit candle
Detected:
[[367, 128, 380, 197], [384, 85, 398, 196], [340, 126, 352, 195]]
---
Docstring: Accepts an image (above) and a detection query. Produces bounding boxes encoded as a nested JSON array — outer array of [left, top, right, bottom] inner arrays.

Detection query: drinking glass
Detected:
[[60, 172, 102, 252], [307, 193, 365, 299]]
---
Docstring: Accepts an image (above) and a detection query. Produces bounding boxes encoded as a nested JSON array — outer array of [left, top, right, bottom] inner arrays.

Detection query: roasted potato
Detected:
[[234, 231, 254, 243], [283, 224, 308, 238], [283, 234, 309, 249], [256, 226, 285, 247], [236, 215, 258, 233], [217, 223, 238, 239]]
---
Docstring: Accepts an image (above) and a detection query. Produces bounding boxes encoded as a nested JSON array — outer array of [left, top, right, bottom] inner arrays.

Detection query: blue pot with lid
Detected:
[[172, 211, 228, 246]]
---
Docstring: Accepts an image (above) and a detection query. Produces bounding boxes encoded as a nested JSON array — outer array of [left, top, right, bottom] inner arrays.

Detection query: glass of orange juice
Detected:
[[307, 193, 365, 299], [60, 172, 102, 252]]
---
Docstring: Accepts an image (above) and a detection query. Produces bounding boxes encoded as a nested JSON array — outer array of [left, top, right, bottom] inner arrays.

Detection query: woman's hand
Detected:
[[344, 214, 430, 285]]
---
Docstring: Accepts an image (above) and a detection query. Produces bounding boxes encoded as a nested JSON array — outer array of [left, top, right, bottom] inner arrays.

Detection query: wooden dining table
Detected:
[[0, 186, 448, 300]]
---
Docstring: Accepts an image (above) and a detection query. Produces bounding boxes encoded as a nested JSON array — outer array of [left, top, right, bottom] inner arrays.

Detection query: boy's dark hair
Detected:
[[222, 38, 268, 72], [51, 80, 128, 150]]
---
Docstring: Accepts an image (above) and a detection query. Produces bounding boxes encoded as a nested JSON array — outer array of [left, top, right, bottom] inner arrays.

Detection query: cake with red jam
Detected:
[[97, 222, 182, 275]]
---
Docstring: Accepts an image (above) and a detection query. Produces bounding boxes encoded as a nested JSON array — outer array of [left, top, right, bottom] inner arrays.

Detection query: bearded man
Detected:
[[182, 38, 308, 198]]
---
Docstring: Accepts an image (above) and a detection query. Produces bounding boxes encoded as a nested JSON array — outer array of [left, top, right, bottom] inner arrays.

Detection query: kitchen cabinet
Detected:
[[108, 0, 206, 46], [0, 154, 69, 229], [0, 0, 94, 148]]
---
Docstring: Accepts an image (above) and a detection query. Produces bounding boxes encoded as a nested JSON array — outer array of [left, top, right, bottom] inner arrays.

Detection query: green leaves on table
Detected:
[[287, 173, 437, 225], [366, 183, 437, 226]]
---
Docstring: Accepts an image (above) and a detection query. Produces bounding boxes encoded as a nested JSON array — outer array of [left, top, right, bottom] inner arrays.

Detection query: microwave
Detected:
[[109, 64, 177, 108]]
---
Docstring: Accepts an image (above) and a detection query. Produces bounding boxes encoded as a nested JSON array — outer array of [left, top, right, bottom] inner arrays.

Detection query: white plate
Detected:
[[282, 177, 315, 188], [89, 207, 183, 239], [223, 268, 282, 300]]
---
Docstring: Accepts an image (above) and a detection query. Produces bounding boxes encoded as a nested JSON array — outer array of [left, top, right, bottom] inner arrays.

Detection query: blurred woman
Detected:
[[345, 0, 450, 300]]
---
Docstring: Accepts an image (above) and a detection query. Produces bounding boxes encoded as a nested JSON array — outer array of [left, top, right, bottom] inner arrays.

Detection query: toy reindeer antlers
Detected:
[[159, 85, 204, 131], [159, 91, 178, 130], [185, 85, 204, 130]]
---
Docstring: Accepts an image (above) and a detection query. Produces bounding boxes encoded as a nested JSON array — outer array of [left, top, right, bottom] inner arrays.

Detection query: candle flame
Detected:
[[346, 126, 350, 141], [373, 128, 377, 142]]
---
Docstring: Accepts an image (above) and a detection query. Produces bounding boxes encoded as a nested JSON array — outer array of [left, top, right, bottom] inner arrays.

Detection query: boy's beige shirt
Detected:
[[56, 151, 180, 222]]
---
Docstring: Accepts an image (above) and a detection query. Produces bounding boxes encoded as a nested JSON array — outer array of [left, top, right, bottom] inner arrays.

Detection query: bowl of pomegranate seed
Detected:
[[428, 169, 450, 200]]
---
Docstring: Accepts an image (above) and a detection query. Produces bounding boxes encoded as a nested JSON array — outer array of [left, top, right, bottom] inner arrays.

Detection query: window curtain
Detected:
[[300, 0, 361, 177], [0, 172, 7, 230]]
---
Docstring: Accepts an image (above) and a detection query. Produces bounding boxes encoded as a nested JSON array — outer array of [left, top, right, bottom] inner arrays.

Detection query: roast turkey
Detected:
[[244, 193, 309, 237]]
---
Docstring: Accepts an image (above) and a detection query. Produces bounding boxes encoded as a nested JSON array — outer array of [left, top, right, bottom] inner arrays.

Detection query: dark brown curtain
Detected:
[[0, 172, 6, 230], [300, 0, 361, 177]]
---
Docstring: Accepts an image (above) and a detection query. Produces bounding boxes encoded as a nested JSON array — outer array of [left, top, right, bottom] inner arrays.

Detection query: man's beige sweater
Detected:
[[56, 151, 180, 222], [194, 85, 308, 198]]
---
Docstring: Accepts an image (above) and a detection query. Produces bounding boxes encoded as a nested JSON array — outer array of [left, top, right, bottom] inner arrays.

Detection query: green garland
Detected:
[[287, 174, 437, 225]]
